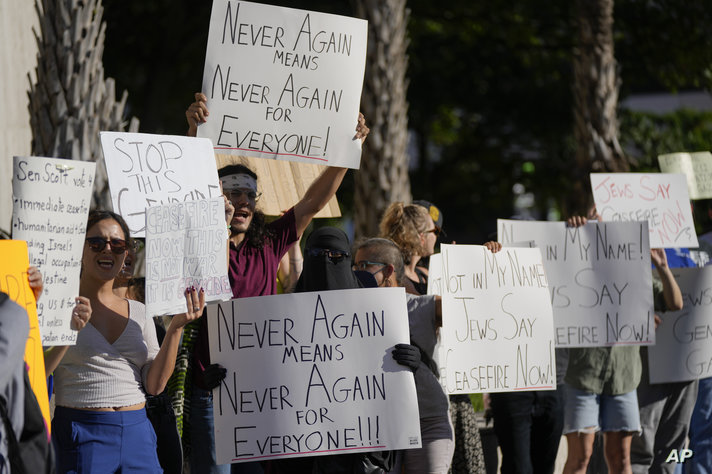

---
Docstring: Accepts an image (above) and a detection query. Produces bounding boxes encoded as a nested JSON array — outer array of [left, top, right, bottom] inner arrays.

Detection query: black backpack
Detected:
[[0, 292, 54, 474]]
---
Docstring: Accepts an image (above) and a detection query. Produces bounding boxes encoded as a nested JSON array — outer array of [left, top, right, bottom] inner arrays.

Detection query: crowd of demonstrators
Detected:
[[2, 90, 708, 474]]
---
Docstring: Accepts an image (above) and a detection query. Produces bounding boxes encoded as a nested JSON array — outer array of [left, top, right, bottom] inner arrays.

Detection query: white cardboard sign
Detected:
[[648, 267, 712, 383], [590, 173, 698, 248], [207, 287, 421, 464], [658, 152, 712, 200], [11, 156, 95, 345], [199, 0, 367, 169], [498, 220, 654, 348], [437, 245, 556, 393], [145, 197, 232, 316], [100, 132, 221, 237]]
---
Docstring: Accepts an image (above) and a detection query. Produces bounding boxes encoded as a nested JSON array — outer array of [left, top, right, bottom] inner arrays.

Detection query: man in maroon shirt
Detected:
[[185, 93, 369, 473]]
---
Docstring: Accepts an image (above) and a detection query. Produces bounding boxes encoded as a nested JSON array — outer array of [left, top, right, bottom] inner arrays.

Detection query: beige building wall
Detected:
[[0, 0, 39, 234]]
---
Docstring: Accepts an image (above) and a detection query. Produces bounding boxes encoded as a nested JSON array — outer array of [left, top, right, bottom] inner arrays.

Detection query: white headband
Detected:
[[220, 173, 257, 192]]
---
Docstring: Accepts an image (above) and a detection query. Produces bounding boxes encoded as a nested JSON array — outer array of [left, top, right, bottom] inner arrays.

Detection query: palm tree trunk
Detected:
[[28, 0, 139, 210], [351, 0, 412, 238], [571, 0, 628, 215]]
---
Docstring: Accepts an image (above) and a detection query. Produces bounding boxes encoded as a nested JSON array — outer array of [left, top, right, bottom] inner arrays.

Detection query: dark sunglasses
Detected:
[[85, 237, 128, 254], [307, 247, 350, 262]]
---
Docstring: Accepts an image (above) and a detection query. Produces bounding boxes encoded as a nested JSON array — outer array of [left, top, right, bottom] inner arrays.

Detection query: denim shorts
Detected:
[[563, 385, 641, 434]]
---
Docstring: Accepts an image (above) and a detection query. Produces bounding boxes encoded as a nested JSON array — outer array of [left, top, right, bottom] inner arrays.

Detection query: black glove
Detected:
[[392, 343, 420, 373], [203, 364, 227, 390]]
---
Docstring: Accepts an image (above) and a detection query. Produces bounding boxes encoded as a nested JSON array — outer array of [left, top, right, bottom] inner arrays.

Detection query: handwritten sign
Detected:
[[658, 152, 712, 200], [590, 173, 698, 248], [11, 156, 94, 345], [145, 197, 232, 316], [100, 132, 221, 237], [498, 220, 654, 348], [648, 267, 712, 383], [207, 288, 420, 464], [436, 245, 556, 394], [0, 240, 51, 432], [200, 0, 367, 168]]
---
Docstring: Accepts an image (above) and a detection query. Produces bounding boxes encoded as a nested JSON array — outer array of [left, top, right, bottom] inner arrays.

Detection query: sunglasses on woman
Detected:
[[85, 237, 128, 254]]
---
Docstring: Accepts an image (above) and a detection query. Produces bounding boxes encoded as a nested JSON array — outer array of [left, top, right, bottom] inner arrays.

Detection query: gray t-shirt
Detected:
[[406, 294, 449, 420]]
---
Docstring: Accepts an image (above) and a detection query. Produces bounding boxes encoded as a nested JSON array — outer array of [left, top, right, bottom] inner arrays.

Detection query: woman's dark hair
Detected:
[[86, 210, 131, 243], [219, 164, 274, 248]]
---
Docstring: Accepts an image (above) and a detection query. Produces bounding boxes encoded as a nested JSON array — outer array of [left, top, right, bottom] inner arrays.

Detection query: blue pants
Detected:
[[52, 406, 162, 473]]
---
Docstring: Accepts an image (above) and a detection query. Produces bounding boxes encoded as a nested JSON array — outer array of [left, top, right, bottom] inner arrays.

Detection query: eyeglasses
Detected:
[[352, 260, 387, 271], [424, 226, 442, 237], [307, 248, 350, 262], [225, 189, 261, 201], [85, 237, 128, 254]]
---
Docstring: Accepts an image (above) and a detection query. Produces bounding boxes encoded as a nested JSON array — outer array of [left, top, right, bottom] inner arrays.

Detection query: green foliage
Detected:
[[99, 0, 712, 241], [620, 108, 712, 171]]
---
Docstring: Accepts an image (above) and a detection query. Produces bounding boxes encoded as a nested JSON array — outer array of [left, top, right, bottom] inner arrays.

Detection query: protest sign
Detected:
[[200, 0, 368, 169], [590, 173, 698, 248], [427, 253, 443, 296], [207, 288, 421, 464], [100, 132, 221, 237], [215, 153, 340, 218], [436, 244, 556, 394], [498, 220, 654, 348], [12, 156, 94, 345], [145, 197, 232, 316], [658, 151, 712, 200], [0, 240, 51, 432], [648, 267, 712, 383]]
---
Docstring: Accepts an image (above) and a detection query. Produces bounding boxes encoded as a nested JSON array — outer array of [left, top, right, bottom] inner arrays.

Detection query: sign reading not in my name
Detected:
[[437, 245, 556, 394], [498, 220, 654, 348]]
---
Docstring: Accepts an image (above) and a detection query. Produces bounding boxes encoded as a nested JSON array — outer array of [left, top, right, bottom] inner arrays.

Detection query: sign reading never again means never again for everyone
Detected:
[[207, 287, 421, 464], [199, 0, 367, 169]]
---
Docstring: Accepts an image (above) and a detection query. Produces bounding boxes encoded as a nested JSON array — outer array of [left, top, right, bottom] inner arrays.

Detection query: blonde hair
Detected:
[[379, 202, 431, 264]]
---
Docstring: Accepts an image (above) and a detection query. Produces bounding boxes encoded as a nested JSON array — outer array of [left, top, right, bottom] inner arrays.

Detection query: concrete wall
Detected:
[[0, 0, 39, 234]]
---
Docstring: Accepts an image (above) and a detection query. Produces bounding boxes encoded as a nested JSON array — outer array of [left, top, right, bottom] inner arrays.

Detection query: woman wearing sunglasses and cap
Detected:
[[48, 210, 205, 473]]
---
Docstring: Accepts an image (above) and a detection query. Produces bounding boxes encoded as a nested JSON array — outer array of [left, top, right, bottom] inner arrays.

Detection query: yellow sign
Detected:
[[0, 240, 51, 433]]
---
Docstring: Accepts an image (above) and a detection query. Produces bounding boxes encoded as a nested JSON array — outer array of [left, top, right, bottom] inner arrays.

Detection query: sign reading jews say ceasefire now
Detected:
[[100, 132, 221, 237], [206, 288, 421, 465], [590, 173, 698, 248], [437, 245, 557, 394], [497, 220, 654, 348], [199, 0, 368, 169]]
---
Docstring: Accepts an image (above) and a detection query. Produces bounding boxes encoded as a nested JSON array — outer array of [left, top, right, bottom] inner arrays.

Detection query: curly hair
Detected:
[[378, 202, 431, 264], [218, 164, 275, 249]]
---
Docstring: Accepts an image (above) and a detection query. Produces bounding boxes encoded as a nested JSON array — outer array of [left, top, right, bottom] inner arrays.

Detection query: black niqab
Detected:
[[294, 227, 363, 292]]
